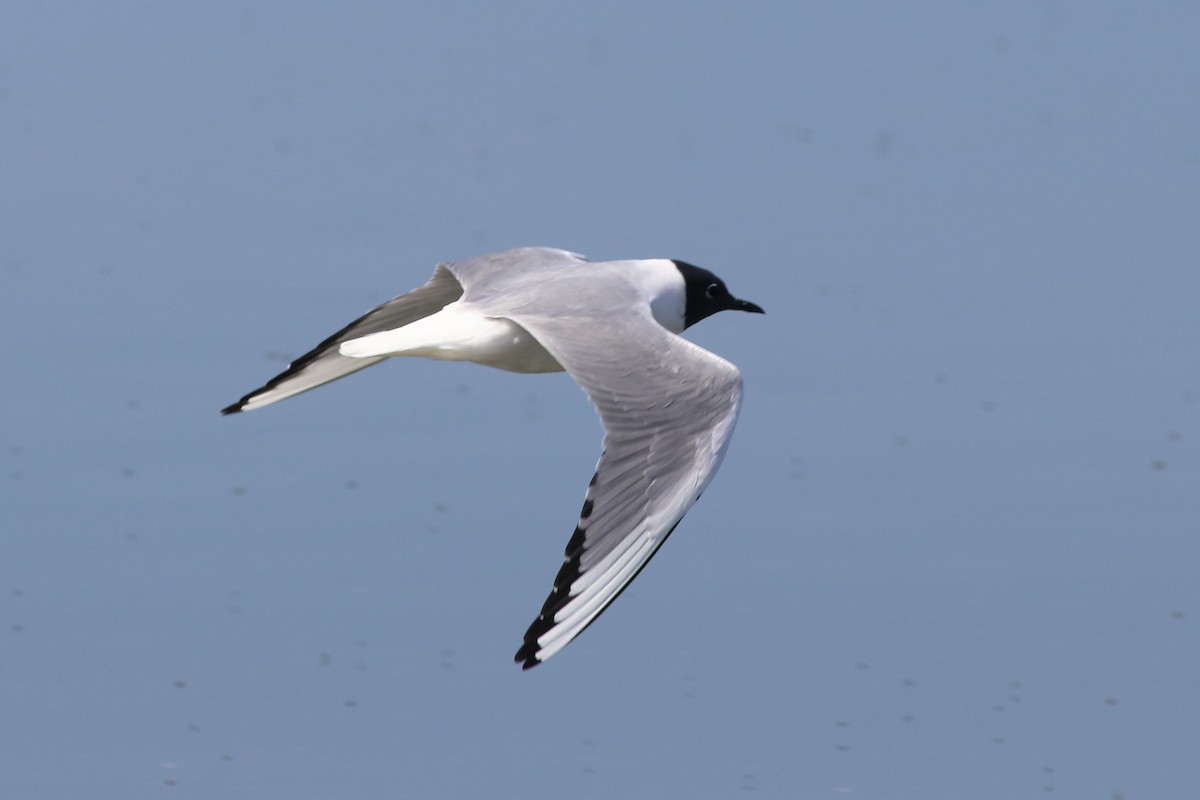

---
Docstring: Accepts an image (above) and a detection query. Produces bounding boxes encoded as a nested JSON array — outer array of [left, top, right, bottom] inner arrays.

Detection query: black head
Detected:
[[673, 260, 765, 329]]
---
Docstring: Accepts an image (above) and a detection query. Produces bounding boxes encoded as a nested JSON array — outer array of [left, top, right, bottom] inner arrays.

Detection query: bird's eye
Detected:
[[705, 283, 721, 299]]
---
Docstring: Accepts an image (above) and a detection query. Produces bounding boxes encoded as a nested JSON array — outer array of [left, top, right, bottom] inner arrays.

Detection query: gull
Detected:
[[222, 247, 763, 668]]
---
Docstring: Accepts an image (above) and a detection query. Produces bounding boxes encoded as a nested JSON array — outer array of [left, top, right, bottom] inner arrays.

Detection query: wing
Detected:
[[508, 304, 744, 668], [221, 265, 464, 413], [438, 246, 587, 297], [222, 248, 587, 414]]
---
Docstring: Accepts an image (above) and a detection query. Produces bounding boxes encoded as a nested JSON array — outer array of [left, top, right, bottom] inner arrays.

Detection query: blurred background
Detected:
[[2, 2, 1197, 798]]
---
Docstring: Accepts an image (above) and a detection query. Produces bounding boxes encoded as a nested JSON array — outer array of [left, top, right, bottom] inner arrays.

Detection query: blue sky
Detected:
[[2, 2, 1198, 798]]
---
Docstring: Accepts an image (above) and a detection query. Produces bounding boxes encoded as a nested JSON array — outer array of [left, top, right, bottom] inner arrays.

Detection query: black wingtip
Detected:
[[515, 646, 542, 670], [515, 612, 552, 670], [515, 633, 545, 669], [222, 389, 260, 415]]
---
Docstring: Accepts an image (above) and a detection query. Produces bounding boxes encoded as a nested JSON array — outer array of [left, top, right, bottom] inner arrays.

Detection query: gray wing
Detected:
[[221, 264, 463, 413], [439, 246, 587, 299], [507, 301, 744, 668], [222, 248, 587, 413]]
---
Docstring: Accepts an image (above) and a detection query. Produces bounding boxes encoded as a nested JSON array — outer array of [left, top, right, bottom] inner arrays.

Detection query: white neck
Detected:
[[627, 258, 687, 333]]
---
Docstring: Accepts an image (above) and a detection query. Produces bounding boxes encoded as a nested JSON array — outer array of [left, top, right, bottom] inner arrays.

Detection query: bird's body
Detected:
[[339, 301, 564, 372], [223, 247, 763, 668]]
